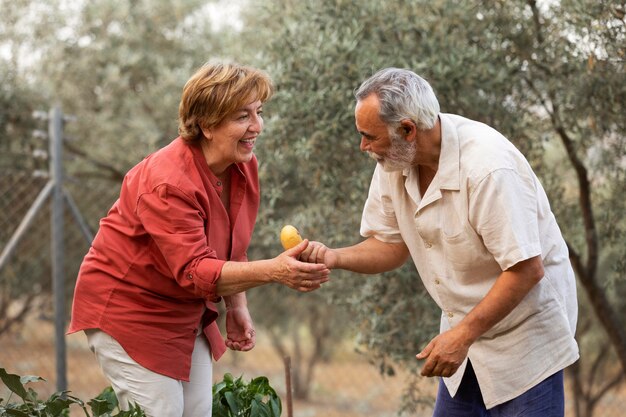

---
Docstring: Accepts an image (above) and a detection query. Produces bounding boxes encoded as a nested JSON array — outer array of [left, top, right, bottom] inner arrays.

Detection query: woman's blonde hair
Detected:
[[178, 62, 274, 143]]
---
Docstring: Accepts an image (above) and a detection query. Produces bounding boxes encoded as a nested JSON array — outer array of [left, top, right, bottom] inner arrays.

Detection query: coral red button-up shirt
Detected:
[[68, 137, 259, 381]]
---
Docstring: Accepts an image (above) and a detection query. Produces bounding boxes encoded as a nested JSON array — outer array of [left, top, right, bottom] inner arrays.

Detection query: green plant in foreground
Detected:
[[212, 373, 282, 417], [0, 367, 145, 417]]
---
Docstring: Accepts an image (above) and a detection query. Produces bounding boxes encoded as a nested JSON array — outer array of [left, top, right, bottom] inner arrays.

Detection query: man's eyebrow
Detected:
[[359, 130, 375, 139]]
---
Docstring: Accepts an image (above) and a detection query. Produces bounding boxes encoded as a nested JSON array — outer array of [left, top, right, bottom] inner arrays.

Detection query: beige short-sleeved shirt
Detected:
[[360, 113, 579, 408]]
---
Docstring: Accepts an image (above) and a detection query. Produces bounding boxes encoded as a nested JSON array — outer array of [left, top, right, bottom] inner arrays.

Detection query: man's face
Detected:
[[377, 129, 417, 172], [355, 94, 416, 172]]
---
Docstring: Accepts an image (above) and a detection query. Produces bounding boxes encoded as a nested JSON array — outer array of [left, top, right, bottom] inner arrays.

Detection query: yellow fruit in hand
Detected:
[[280, 225, 303, 250]]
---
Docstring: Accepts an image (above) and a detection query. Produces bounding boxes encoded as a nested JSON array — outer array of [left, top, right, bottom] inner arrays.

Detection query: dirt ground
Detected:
[[1, 317, 625, 416], [1, 318, 435, 417]]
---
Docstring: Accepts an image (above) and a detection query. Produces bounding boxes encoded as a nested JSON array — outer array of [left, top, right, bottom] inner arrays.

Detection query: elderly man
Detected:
[[303, 68, 578, 416]]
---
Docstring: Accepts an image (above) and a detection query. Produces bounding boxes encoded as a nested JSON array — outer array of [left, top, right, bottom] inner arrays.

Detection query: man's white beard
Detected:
[[369, 132, 417, 172]]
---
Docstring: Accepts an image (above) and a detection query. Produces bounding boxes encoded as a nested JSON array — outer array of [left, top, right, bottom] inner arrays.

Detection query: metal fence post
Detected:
[[49, 105, 67, 392]]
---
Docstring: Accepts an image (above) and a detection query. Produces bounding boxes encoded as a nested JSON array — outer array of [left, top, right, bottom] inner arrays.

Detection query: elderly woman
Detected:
[[67, 62, 329, 417]]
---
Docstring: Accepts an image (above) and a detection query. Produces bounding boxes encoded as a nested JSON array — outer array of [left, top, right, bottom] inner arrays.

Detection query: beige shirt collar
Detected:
[[402, 114, 461, 210]]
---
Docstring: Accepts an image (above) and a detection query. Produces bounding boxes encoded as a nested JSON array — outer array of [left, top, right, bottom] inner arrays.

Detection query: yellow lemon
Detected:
[[280, 225, 303, 250]]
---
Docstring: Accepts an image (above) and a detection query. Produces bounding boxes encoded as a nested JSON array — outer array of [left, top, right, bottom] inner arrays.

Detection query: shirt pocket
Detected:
[[441, 204, 485, 271]]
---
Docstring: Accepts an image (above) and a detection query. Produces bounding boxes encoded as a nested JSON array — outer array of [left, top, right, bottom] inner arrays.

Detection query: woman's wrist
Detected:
[[224, 292, 248, 310]]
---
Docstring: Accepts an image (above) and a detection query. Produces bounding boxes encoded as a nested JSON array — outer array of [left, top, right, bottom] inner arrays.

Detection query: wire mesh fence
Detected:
[[1, 109, 625, 417], [0, 108, 428, 416]]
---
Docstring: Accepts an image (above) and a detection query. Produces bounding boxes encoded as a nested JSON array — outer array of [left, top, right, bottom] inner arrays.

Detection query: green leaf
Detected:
[[45, 394, 76, 416], [270, 397, 281, 417], [113, 402, 146, 416], [223, 391, 239, 415], [4, 409, 31, 417], [26, 387, 40, 402], [19, 375, 46, 385], [0, 368, 35, 401], [223, 373, 234, 384], [213, 381, 227, 396], [95, 386, 119, 409], [88, 397, 115, 416]]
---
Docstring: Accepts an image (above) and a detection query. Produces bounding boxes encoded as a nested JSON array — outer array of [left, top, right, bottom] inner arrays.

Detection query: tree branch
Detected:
[[64, 142, 126, 182], [525, 0, 626, 381]]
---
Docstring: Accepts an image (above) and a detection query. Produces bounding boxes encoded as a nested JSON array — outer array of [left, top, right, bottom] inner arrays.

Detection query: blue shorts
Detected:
[[433, 360, 564, 417]]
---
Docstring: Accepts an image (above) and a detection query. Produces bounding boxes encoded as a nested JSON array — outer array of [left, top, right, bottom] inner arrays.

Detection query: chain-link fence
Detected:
[[1, 108, 625, 417], [0, 107, 427, 416]]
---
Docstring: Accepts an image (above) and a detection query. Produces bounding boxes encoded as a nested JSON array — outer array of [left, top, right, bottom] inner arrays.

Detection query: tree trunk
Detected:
[[526, 0, 626, 377]]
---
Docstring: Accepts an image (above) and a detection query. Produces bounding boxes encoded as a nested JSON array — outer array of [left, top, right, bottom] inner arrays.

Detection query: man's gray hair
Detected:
[[354, 68, 440, 130]]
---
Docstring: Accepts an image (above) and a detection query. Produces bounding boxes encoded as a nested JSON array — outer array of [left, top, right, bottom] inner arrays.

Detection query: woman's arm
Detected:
[[216, 240, 330, 296], [223, 292, 255, 351]]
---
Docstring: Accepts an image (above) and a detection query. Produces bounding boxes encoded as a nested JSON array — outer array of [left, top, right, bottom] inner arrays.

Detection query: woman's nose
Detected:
[[249, 114, 263, 133]]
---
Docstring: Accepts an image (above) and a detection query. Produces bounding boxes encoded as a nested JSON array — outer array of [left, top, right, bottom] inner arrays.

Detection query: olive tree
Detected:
[[234, 0, 625, 413], [0, 0, 231, 334]]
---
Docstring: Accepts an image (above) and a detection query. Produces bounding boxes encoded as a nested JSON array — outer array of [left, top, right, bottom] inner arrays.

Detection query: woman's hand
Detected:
[[272, 240, 331, 292], [225, 305, 256, 351], [216, 240, 331, 296]]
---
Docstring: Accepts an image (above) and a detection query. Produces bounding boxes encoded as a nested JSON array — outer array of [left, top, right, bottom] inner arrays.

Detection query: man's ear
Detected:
[[399, 119, 417, 141]]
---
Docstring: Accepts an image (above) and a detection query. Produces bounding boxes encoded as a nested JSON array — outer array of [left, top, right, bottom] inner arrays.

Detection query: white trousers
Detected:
[[86, 329, 213, 417]]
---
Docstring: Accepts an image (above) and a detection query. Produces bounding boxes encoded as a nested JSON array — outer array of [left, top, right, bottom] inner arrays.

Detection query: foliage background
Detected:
[[1, 0, 625, 416]]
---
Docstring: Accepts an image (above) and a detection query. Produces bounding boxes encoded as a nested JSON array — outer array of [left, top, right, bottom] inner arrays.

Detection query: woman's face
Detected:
[[202, 100, 264, 174]]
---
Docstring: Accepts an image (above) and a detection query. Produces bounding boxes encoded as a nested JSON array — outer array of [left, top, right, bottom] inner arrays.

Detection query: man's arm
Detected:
[[417, 255, 545, 378], [302, 236, 410, 274]]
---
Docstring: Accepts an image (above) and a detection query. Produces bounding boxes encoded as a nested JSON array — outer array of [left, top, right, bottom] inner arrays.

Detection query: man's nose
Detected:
[[359, 137, 369, 152]]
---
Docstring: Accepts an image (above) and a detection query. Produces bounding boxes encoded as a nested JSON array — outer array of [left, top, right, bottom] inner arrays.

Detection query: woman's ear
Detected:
[[200, 125, 213, 141]]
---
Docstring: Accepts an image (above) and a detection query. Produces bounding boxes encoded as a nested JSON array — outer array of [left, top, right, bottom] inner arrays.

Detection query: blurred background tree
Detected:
[[1, 0, 624, 415], [237, 0, 625, 414]]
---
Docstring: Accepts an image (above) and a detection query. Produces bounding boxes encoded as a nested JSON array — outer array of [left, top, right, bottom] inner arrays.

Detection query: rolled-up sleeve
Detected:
[[469, 168, 542, 271], [137, 184, 224, 301]]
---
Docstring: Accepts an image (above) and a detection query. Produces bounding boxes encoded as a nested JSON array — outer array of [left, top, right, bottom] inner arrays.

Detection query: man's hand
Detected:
[[416, 327, 471, 378], [415, 256, 545, 378], [299, 241, 339, 268], [225, 305, 256, 351], [272, 239, 331, 291]]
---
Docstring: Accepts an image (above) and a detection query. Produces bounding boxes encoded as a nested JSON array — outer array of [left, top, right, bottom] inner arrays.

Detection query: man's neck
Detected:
[[414, 117, 442, 171]]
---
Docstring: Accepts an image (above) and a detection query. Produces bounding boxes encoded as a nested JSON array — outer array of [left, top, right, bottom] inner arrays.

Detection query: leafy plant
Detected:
[[212, 373, 281, 417], [0, 368, 145, 417]]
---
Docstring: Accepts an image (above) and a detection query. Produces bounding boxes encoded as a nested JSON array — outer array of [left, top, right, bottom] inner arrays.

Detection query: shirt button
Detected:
[[447, 311, 454, 318], [187, 273, 193, 280], [216, 181, 222, 186], [434, 278, 441, 285], [425, 242, 433, 248]]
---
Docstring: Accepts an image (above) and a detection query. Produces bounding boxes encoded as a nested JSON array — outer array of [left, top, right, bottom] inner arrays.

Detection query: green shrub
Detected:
[[212, 373, 281, 417], [1, 368, 282, 417], [0, 367, 145, 417]]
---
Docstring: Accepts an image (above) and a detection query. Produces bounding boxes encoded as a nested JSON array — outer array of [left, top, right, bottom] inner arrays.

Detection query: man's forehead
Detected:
[[355, 96, 385, 129], [355, 94, 380, 113]]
